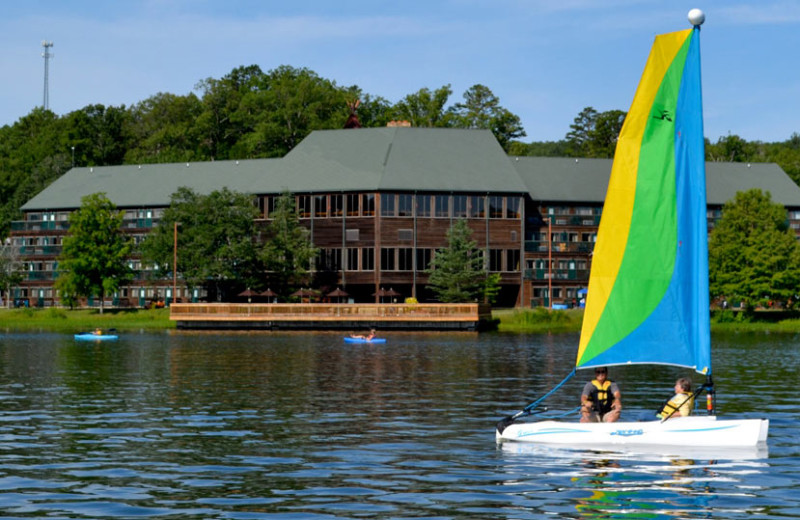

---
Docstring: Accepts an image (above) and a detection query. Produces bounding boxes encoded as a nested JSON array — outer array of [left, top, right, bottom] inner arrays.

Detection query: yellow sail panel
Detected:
[[577, 29, 694, 364]]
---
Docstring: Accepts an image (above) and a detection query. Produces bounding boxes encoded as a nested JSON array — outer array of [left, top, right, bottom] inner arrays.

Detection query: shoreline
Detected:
[[3, 307, 800, 334]]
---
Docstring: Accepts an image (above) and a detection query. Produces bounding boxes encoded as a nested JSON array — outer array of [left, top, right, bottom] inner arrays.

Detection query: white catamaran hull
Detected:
[[497, 416, 768, 448]]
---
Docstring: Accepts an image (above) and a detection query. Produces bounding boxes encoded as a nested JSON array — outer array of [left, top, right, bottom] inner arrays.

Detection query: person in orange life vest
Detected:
[[580, 367, 622, 423], [657, 377, 694, 420]]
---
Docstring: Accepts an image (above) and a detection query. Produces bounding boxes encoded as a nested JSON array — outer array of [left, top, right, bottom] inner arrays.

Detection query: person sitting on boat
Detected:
[[580, 367, 622, 423], [657, 377, 694, 420], [350, 329, 377, 341], [93, 328, 103, 336]]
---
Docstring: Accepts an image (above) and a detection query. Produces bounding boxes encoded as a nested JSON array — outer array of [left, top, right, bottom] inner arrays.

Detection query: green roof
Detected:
[[22, 128, 528, 211], [20, 127, 800, 211], [512, 156, 800, 207]]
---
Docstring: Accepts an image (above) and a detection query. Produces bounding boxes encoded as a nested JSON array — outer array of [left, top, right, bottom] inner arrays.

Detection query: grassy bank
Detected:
[[0, 307, 173, 333], [494, 307, 585, 333], [4, 306, 800, 335], [493, 307, 800, 334]]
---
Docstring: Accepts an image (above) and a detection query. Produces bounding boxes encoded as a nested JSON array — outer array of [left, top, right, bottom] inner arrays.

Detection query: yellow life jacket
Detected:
[[588, 379, 614, 415], [658, 392, 694, 419]]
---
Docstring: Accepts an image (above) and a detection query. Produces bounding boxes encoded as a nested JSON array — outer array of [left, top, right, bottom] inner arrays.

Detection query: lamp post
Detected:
[[545, 217, 552, 310], [71, 146, 75, 167], [172, 222, 180, 306]]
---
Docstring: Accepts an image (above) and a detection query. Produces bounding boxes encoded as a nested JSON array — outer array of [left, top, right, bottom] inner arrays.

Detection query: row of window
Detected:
[[257, 194, 523, 220], [316, 247, 521, 272]]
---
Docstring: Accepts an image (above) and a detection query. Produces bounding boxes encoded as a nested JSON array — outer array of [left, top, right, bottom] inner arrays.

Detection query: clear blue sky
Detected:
[[2, 1, 798, 143]]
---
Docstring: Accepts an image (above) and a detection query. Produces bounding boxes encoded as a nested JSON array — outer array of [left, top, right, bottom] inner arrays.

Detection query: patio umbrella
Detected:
[[238, 288, 258, 303], [291, 288, 316, 302], [385, 288, 401, 303], [327, 287, 349, 303], [372, 287, 387, 303], [260, 288, 278, 303]]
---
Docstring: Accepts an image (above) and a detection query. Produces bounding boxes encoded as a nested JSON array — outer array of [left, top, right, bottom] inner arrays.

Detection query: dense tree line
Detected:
[[508, 107, 800, 188], [0, 65, 524, 236], [2, 63, 799, 241]]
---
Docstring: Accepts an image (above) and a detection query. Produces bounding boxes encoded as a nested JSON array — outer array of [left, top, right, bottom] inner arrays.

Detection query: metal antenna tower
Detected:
[[41, 40, 54, 110]]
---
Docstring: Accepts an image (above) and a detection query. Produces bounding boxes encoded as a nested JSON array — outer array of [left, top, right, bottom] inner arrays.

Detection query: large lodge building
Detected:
[[10, 127, 800, 309]]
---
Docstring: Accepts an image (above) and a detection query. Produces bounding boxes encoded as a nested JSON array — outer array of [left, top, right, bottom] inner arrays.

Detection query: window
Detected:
[[362, 194, 375, 216], [381, 248, 396, 271], [506, 197, 521, 218], [434, 195, 450, 218], [347, 194, 360, 216], [331, 194, 343, 217], [489, 249, 503, 271], [416, 195, 431, 217], [361, 247, 374, 270], [453, 196, 467, 218], [315, 195, 327, 218], [489, 196, 504, 218], [398, 194, 413, 217], [346, 248, 359, 270], [297, 196, 311, 218], [381, 194, 396, 217], [506, 249, 520, 272], [398, 248, 413, 271], [317, 248, 341, 271], [260, 196, 276, 218], [417, 248, 432, 271], [469, 196, 485, 218]]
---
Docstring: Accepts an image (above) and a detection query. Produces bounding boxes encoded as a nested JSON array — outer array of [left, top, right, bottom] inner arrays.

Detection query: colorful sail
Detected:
[[576, 27, 711, 375]]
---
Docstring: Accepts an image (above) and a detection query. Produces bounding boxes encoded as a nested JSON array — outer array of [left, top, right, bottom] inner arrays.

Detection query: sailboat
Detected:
[[496, 11, 769, 449]]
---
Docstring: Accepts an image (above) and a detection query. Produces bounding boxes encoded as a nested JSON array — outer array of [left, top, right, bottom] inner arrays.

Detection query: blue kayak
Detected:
[[74, 333, 119, 341], [344, 337, 386, 344]]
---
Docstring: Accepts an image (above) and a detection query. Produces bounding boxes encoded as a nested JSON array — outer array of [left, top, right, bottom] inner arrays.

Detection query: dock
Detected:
[[170, 303, 493, 331]]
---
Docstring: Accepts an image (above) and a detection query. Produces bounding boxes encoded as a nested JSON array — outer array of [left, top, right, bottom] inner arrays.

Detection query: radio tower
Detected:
[[41, 40, 54, 110]]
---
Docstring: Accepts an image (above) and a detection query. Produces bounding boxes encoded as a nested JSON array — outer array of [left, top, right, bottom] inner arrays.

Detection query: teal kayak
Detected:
[[344, 337, 386, 344], [74, 333, 118, 341]]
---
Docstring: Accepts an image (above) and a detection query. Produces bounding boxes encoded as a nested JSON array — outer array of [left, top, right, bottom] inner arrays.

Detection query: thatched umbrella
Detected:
[[372, 287, 389, 303], [327, 287, 349, 303], [291, 288, 316, 303], [260, 288, 278, 303], [385, 288, 401, 302], [238, 288, 258, 303]]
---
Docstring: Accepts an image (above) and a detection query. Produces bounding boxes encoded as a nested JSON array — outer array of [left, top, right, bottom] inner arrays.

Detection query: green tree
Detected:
[[426, 219, 498, 303], [55, 193, 133, 313], [262, 191, 318, 296], [124, 92, 204, 164], [450, 84, 526, 151], [709, 189, 800, 309], [0, 241, 23, 307], [140, 187, 262, 301], [392, 85, 453, 128], [565, 106, 625, 158]]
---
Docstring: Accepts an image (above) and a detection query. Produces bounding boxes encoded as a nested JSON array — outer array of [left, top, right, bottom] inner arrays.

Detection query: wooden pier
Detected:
[[170, 303, 493, 331]]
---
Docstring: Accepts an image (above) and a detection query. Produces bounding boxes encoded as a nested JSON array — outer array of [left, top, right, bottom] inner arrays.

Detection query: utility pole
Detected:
[[42, 40, 54, 110]]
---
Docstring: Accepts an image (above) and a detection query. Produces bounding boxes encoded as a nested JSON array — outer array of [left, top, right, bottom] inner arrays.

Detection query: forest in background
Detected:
[[2, 63, 799, 237]]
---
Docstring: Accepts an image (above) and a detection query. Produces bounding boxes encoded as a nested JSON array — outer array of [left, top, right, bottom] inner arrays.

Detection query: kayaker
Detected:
[[580, 367, 622, 423], [350, 329, 377, 341], [93, 328, 102, 335], [657, 377, 694, 420]]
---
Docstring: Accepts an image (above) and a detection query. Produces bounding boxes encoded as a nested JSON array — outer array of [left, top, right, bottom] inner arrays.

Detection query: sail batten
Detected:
[[576, 27, 711, 375]]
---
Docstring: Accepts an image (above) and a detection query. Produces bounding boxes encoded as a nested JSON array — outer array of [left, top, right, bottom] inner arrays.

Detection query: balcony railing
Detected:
[[524, 268, 590, 281], [10, 221, 70, 232], [18, 246, 62, 255], [525, 241, 595, 254]]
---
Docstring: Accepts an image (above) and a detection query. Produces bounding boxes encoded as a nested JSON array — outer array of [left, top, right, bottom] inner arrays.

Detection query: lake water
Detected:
[[0, 330, 797, 519]]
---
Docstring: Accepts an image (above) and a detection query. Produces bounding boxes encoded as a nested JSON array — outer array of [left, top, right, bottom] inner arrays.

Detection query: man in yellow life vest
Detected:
[[580, 367, 622, 423], [657, 377, 694, 420]]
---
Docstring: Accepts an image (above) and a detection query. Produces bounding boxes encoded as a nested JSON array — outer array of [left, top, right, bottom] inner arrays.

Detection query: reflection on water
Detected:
[[0, 330, 796, 518]]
